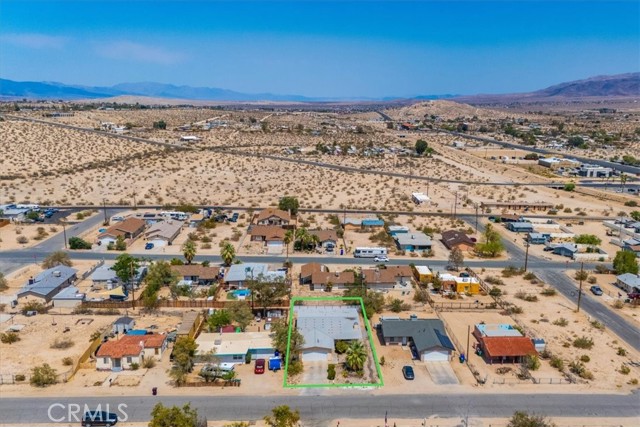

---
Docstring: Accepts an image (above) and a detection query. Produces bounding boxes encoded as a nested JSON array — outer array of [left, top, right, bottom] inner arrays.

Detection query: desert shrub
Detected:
[[21, 301, 47, 314], [17, 235, 28, 244], [485, 276, 505, 286], [15, 374, 26, 382], [619, 364, 631, 375], [569, 360, 594, 379], [501, 266, 524, 277], [525, 354, 540, 371], [327, 364, 336, 380], [579, 355, 590, 363], [590, 320, 605, 330], [541, 287, 557, 296], [587, 276, 597, 284], [62, 357, 74, 366], [550, 356, 564, 370], [489, 286, 502, 297], [50, 338, 74, 349], [523, 272, 536, 281], [143, 358, 156, 369], [552, 317, 568, 327], [288, 360, 303, 376], [379, 356, 385, 366], [130, 362, 140, 370], [507, 305, 523, 314], [613, 300, 624, 309], [0, 332, 20, 344], [617, 347, 627, 356], [30, 364, 58, 387], [69, 237, 92, 250], [573, 336, 594, 349]]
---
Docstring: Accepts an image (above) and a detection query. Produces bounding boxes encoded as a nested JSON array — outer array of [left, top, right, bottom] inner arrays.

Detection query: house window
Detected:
[[155, 348, 159, 355], [126, 357, 132, 364], [103, 358, 108, 364], [232, 355, 244, 361]]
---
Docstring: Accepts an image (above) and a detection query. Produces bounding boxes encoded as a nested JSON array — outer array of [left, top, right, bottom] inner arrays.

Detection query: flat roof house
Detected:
[[527, 233, 549, 245], [294, 305, 363, 362], [144, 220, 183, 246], [52, 286, 85, 308], [414, 266, 433, 283], [195, 331, 275, 364], [98, 217, 146, 246], [113, 316, 135, 335], [438, 274, 481, 295], [616, 273, 640, 294], [380, 318, 456, 362], [90, 262, 120, 289], [552, 243, 579, 258], [253, 208, 291, 226], [394, 232, 432, 252], [17, 265, 78, 303], [387, 225, 409, 236], [441, 230, 476, 252]]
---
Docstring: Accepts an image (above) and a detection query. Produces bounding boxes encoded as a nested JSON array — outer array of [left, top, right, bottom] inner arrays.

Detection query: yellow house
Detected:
[[414, 266, 433, 283], [453, 277, 480, 295]]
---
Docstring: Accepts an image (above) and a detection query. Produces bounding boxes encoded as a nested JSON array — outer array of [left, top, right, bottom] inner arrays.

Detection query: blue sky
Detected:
[[0, 0, 638, 98]]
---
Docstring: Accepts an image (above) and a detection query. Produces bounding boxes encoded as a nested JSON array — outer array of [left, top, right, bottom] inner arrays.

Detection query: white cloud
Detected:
[[1, 33, 69, 49], [97, 41, 186, 65]]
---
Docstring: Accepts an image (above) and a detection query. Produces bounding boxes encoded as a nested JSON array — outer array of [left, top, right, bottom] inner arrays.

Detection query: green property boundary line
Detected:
[[283, 296, 384, 389]]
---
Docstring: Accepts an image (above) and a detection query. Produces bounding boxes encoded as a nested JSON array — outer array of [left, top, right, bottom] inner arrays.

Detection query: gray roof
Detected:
[[509, 222, 534, 229], [90, 263, 118, 282], [225, 263, 285, 283], [114, 316, 135, 325], [294, 306, 362, 351], [617, 273, 640, 288], [17, 265, 77, 299], [380, 318, 455, 353], [394, 232, 432, 247], [52, 286, 85, 301]]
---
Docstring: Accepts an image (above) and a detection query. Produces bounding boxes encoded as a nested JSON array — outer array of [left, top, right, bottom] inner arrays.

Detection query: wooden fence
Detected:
[[82, 299, 290, 310], [180, 379, 241, 387]]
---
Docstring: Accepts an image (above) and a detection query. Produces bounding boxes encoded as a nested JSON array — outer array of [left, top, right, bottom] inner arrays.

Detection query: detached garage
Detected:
[[380, 318, 456, 362]]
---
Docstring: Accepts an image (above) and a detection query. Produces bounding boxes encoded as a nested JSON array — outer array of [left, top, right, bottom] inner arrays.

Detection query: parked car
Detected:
[[81, 411, 118, 426], [229, 213, 239, 223], [590, 286, 603, 296], [445, 264, 459, 271], [373, 255, 389, 262], [254, 358, 265, 374], [144, 243, 154, 250], [402, 365, 415, 380]]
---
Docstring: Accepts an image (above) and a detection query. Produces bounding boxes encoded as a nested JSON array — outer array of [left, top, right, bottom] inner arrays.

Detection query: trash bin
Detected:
[[340, 249, 344, 255], [152, 387, 158, 396], [459, 354, 465, 363]]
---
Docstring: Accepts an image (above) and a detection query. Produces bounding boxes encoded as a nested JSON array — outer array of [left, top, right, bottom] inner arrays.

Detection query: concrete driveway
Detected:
[[425, 362, 459, 385], [301, 360, 328, 385]]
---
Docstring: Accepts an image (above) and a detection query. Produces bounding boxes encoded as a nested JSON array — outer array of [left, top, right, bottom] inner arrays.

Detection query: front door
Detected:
[[113, 358, 121, 369]]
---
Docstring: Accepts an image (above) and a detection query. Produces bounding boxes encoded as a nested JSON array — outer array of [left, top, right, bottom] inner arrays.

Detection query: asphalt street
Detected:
[[0, 392, 639, 424]]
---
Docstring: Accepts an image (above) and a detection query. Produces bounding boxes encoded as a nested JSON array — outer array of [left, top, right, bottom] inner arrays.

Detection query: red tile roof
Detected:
[[171, 265, 220, 280], [250, 225, 286, 240], [254, 208, 291, 223], [96, 334, 166, 359], [300, 263, 327, 279], [479, 336, 537, 358]]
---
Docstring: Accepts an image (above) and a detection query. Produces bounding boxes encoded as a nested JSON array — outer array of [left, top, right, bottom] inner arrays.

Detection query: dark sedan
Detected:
[[402, 365, 415, 380]]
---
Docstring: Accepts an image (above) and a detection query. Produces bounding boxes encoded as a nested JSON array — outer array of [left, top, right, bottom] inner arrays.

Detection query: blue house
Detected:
[[387, 225, 409, 236], [527, 233, 549, 245], [507, 222, 534, 233], [362, 218, 384, 228], [552, 244, 578, 258]]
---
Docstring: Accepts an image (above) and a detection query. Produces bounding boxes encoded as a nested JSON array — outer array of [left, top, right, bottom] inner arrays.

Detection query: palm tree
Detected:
[[309, 233, 320, 252], [295, 227, 309, 252], [182, 239, 197, 264], [620, 173, 628, 194], [345, 340, 367, 371], [221, 242, 236, 266], [283, 229, 294, 260]]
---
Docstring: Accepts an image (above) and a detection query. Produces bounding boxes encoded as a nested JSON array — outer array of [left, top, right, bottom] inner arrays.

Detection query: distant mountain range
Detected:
[[453, 73, 640, 104], [0, 72, 638, 103]]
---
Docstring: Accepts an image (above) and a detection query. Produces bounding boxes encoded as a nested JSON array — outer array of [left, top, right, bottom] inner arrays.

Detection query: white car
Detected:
[[373, 256, 390, 262]]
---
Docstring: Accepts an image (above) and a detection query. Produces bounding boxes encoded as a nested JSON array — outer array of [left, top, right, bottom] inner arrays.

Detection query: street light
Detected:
[[60, 219, 68, 249]]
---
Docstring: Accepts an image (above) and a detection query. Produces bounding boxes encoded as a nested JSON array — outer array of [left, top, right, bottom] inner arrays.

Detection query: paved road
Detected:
[[441, 130, 640, 175], [0, 392, 638, 424]]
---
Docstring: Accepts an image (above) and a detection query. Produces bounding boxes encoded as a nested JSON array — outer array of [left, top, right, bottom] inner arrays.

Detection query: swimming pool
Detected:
[[232, 289, 251, 298]]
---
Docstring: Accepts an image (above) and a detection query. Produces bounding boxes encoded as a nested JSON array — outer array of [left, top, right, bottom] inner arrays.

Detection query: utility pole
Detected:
[[474, 203, 479, 235], [576, 261, 585, 313], [130, 260, 136, 310], [466, 325, 470, 363], [61, 220, 68, 249], [102, 198, 108, 226], [524, 241, 530, 272]]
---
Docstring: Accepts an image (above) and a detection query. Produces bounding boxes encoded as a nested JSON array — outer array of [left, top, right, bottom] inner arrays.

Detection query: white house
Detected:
[[195, 331, 275, 364]]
